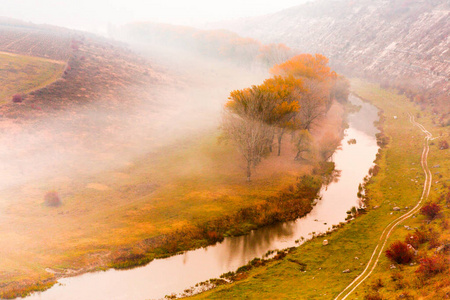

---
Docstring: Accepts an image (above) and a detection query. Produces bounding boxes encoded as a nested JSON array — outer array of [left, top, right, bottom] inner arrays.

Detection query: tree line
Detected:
[[222, 54, 350, 181]]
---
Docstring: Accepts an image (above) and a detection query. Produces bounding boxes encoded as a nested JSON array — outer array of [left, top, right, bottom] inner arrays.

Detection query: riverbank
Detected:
[[187, 79, 449, 299], [0, 97, 345, 299]]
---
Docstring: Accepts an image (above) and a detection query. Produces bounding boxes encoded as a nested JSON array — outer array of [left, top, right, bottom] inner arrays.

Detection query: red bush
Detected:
[[44, 191, 61, 207], [420, 203, 441, 220], [12, 94, 23, 103], [416, 254, 447, 277], [206, 230, 222, 243], [385, 241, 414, 264], [438, 140, 449, 150], [404, 233, 420, 249]]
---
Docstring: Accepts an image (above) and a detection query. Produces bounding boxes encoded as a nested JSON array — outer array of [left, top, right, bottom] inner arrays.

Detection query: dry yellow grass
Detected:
[[0, 51, 66, 104]]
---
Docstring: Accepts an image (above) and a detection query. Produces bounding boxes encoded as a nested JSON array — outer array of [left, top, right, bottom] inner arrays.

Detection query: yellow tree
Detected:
[[260, 75, 303, 155]]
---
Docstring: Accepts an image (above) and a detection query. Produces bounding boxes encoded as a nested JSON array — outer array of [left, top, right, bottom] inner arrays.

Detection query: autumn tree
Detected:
[[297, 79, 329, 131], [293, 129, 313, 161], [257, 43, 293, 67], [223, 86, 277, 181], [260, 75, 303, 155], [332, 74, 350, 103], [318, 133, 342, 161], [270, 53, 333, 82]]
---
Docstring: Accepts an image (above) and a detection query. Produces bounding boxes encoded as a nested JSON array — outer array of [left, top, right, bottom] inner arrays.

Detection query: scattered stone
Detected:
[[393, 207, 401, 211], [390, 264, 397, 269], [393, 116, 398, 119], [355, 257, 359, 260], [435, 244, 449, 254], [373, 205, 380, 209], [407, 244, 418, 255], [323, 240, 329, 246], [343, 269, 350, 273]]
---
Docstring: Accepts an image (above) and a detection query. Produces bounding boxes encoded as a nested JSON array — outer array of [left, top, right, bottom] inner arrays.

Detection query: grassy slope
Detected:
[[189, 79, 449, 299], [0, 52, 66, 104], [0, 127, 313, 297]]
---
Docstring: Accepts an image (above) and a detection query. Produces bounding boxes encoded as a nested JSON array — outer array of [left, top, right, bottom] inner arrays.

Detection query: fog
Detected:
[[0, 35, 269, 208], [1, 0, 313, 33]]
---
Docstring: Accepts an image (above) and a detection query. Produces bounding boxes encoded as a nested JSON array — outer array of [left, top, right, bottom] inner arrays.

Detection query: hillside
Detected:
[[0, 20, 174, 191], [214, 0, 449, 124]]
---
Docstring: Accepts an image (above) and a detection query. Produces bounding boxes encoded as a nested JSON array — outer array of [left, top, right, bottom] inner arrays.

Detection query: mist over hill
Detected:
[[212, 0, 449, 121]]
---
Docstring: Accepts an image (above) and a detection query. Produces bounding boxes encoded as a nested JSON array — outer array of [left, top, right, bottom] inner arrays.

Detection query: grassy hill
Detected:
[[0, 51, 66, 105]]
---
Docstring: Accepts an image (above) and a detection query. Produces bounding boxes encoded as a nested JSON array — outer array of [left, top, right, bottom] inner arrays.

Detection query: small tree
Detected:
[[420, 203, 441, 220], [385, 241, 414, 264]]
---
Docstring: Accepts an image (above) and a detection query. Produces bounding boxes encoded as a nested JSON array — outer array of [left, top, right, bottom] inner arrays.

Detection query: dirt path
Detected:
[[333, 113, 433, 300]]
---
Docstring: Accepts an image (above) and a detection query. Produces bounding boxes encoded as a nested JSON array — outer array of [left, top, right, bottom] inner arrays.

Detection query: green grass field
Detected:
[[188, 80, 449, 299], [0, 51, 66, 104]]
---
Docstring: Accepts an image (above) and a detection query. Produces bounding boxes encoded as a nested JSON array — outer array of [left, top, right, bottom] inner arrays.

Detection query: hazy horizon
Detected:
[[1, 0, 314, 34]]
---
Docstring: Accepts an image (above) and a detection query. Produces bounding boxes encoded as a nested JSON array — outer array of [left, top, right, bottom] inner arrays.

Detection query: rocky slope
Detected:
[[214, 0, 449, 121]]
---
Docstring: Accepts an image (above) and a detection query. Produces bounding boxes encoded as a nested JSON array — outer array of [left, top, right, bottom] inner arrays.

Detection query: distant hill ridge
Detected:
[[215, 0, 449, 121]]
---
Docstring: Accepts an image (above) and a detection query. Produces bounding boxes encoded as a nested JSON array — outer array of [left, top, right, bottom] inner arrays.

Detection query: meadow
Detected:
[[188, 80, 449, 299], [0, 99, 344, 297]]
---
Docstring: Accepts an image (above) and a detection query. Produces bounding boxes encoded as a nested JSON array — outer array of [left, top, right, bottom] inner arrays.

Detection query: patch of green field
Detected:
[[0, 51, 66, 104], [189, 80, 449, 299]]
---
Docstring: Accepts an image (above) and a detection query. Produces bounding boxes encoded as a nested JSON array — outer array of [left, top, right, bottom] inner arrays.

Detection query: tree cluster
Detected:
[[222, 54, 350, 181]]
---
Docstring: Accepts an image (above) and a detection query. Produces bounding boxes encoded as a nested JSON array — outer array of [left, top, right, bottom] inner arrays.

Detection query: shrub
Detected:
[[416, 254, 447, 277], [404, 233, 420, 249], [12, 94, 23, 103], [364, 291, 383, 300], [385, 241, 414, 264], [44, 191, 61, 207], [370, 278, 384, 291], [420, 203, 441, 220], [438, 140, 449, 150]]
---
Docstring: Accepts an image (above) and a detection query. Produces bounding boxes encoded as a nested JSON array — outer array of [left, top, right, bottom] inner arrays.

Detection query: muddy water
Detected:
[[23, 95, 379, 300]]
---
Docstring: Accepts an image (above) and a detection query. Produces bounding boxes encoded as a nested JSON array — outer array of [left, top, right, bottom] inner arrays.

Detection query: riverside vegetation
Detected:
[[188, 79, 449, 300], [0, 53, 350, 298]]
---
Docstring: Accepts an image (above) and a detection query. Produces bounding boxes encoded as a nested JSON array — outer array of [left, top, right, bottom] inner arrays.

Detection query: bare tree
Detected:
[[222, 112, 272, 181], [293, 129, 313, 161], [297, 80, 328, 131], [318, 133, 342, 161], [223, 86, 279, 181]]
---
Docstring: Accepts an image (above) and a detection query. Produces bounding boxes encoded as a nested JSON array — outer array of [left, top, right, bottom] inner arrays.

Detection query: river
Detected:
[[22, 95, 379, 300]]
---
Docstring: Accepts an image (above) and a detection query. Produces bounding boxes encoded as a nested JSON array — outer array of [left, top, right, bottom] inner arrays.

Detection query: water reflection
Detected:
[[23, 96, 379, 300]]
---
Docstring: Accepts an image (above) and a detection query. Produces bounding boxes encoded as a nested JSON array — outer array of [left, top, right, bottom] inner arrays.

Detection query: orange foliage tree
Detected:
[[223, 53, 349, 179]]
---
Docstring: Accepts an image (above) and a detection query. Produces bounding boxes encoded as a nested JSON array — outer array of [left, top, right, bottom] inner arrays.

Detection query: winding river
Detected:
[[23, 95, 379, 300]]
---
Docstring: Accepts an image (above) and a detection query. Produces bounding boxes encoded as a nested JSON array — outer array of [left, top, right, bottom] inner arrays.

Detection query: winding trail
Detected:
[[334, 113, 433, 300]]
